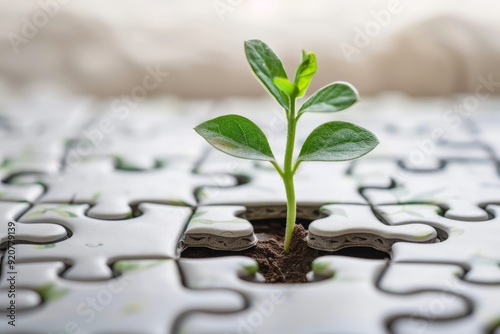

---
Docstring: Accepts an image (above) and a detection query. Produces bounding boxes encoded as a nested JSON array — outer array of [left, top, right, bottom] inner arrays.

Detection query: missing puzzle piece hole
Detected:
[[182, 216, 391, 284], [182, 221, 326, 284]]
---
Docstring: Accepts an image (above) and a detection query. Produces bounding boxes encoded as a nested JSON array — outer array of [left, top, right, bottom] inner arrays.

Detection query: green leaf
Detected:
[[299, 82, 359, 114], [298, 121, 379, 162], [244, 40, 289, 109], [194, 115, 275, 161], [273, 77, 297, 97], [294, 51, 317, 97]]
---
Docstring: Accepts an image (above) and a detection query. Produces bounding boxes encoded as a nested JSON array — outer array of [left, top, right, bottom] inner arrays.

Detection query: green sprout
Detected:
[[194, 40, 379, 252]]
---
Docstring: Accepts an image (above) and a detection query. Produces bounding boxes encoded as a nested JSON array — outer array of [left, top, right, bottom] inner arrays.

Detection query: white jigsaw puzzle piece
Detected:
[[178, 256, 468, 334], [355, 160, 500, 221], [0, 94, 93, 175], [326, 95, 485, 170], [0, 260, 245, 334], [307, 204, 437, 252], [34, 157, 235, 219], [0, 202, 67, 245], [10, 203, 191, 280], [0, 176, 44, 203], [183, 205, 257, 251], [0, 288, 41, 312], [83, 99, 210, 170], [376, 204, 500, 283], [380, 262, 500, 334]]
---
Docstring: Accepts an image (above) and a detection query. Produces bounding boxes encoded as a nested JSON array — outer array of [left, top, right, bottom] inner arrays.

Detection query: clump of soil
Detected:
[[182, 223, 330, 283], [251, 224, 329, 283]]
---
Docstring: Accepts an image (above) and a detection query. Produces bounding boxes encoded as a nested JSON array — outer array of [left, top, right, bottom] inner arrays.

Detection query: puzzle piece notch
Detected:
[[380, 262, 500, 334], [182, 205, 257, 251], [11, 203, 191, 281], [0, 260, 245, 334], [356, 160, 500, 221], [32, 156, 236, 219], [376, 204, 500, 284], [178, 256, 468, 334], [0, 202, 67, 248], [307, 204, 437, 252]]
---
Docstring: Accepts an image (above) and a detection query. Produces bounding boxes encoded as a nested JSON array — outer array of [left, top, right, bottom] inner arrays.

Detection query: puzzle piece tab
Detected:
[[0, 260, 245, 333], [0, 202, 67, 247], [9, 203, 191, 280], [307, 204, 437, 252], [182, 205, 257, 251], [178, 256, 468, 334]]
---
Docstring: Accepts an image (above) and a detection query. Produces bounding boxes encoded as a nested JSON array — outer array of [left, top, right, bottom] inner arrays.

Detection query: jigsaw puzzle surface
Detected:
[[1, 94, 500, 333]]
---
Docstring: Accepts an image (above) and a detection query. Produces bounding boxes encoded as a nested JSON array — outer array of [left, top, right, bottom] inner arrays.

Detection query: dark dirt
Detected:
[[182, 223, 331, 283], [255, 224, 331, 283], [182, 219, 390, 283]]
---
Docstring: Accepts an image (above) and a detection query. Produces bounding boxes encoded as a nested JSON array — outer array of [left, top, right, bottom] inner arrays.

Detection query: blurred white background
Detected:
[[0, 0, 499, 99]]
